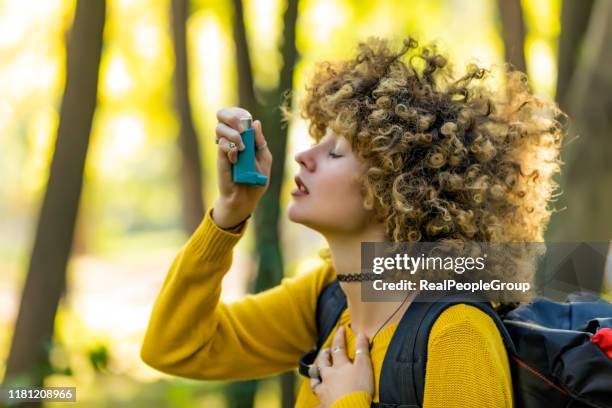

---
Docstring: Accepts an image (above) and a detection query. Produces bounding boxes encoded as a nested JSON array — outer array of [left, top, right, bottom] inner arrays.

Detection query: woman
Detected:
[[141, 36, 563, 407]]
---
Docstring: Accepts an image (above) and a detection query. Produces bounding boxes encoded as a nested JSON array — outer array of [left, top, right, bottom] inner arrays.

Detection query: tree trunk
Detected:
[[224, 0, 261, 405], [232, 0, 258, 111], [226, 0, 300, 406], [171, 0, 205, 234], [3, 0, 106, 397], [253, 1, 300, 406], [496, 0, 527, 73], [547, 0, 612, 291], [555, 0, 594, 111]]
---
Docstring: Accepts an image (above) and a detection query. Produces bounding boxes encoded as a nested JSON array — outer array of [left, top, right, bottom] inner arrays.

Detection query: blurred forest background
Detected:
[[0, 0, 611, 406]]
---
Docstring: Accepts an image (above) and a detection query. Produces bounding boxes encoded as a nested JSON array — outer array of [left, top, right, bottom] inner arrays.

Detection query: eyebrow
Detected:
[[311, 134, 336, 146]]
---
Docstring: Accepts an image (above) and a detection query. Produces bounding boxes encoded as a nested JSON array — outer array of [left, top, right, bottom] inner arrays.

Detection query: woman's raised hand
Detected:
[[212, 107, 272, 229]]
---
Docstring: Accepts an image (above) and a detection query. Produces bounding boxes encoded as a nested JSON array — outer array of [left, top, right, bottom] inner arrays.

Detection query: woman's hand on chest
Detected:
[[310, 326, 374, 407]]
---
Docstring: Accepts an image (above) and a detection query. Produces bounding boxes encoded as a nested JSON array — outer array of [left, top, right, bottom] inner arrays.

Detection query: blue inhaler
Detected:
[[232, 116, 268, 186]]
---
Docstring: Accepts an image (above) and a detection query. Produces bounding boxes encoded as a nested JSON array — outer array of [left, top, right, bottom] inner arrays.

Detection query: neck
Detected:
[[340, 281, 413, 340], [324, 225, 413, 339]]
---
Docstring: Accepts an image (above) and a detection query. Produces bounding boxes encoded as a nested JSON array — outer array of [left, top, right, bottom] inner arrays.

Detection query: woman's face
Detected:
[[288, 128, 374, 234]]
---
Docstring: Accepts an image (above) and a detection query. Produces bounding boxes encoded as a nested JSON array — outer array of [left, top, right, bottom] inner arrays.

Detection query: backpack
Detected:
[[298, 280, 612, 408]]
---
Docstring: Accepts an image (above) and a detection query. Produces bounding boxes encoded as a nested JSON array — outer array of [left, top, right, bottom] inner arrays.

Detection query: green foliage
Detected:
[[87, 344, 110, 373]]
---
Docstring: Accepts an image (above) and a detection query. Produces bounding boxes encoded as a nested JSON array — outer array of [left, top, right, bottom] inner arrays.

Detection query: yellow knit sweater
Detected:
[[141, 208, 513, 407]]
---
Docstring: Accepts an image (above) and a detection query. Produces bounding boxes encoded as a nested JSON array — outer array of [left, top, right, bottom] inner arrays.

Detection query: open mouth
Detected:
[[293, 176, 310, 195]]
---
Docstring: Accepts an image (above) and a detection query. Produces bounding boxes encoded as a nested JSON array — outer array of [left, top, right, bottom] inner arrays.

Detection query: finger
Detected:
[[216, 122, 245, 150], [253, 120, 268, 151], [319, 365, 332, 382], [354, 333, 371, 365], [310, 376, 321, 390], [218, 138, 239, 164], [217, 137, 237, 156], [229, 147, 238, 164], [331, 326, 349, 365], [314, 348, 332, 382], [316, 348, 331, 368], [311, 380, 324, 398], [216, 107, 252, 132]]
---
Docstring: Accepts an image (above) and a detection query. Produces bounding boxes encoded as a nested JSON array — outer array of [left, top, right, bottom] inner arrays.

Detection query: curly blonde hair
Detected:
[[290, 36, 564, 247], [286, 37, 565, 295]]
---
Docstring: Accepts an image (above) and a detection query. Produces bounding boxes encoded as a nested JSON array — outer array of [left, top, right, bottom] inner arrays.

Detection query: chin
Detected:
[[287, 203, 319, 230], [287, 203, 305, 224]]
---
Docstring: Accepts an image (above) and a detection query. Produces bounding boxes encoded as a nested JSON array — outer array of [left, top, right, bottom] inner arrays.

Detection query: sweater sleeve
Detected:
[[140, 207, 336, 380], [331, 391, 372, 408], [422, 304, 513, 408]]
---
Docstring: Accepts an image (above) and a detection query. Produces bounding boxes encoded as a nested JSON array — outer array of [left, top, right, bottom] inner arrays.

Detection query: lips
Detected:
[[292, 175, 309, 195]]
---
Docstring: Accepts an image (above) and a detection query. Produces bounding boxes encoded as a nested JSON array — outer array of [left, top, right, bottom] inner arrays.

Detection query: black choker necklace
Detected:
[[336, 272, 379, 282]]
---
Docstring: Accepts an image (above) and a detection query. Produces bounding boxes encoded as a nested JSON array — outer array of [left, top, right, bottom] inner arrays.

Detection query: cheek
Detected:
[[320, 175, 368, 217]]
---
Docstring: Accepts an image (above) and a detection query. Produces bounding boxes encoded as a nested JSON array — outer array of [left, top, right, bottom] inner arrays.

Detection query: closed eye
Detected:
[[328, 151, 342, 158]]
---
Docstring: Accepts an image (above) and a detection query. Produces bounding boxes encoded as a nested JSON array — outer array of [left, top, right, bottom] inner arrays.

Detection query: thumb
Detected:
[[253, 120, 266, 147], [354, 333, 371, 365]]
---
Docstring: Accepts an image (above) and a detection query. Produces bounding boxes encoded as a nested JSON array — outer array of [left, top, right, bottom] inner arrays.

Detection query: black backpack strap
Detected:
[[378, 291, 516, 407], [315, 280, 348, 348], [298, 279, 347, 378]]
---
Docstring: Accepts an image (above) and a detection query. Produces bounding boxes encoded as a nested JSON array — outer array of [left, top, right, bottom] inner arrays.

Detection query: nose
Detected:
[[294, 148, 315, 171]]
